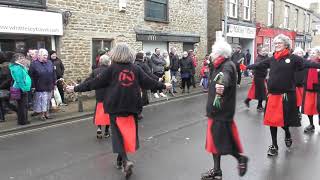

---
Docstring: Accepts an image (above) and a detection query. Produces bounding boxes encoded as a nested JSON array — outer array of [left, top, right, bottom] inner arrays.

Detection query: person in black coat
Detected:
[[134, 52, 161, 120], [49, 50, 66, 105], [179, 51, 194, 93], [231, 45, 245, 86], [66, 44, 171, 178], [247, 34, 320, 156], [169, 47, 179, 93], [244, 47, 268, 111], [201, 41, 248, 180]]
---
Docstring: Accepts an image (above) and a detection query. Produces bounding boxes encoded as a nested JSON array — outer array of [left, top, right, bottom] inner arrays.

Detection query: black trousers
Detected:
[[17, 93, 28, 125], [182, 78, 191, 90], [151, 72, 163, 93], [237, 69, 242, 85], [57, 79, 65, 103], [191, 74, 196, 87], [0, 98, 17, 120]]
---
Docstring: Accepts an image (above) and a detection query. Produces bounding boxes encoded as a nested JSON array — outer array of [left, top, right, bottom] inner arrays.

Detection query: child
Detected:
[[200, 60, 210, 92]]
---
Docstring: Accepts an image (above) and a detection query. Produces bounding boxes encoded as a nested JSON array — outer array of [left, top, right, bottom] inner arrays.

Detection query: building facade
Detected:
[[208, 0, 257, 64], [311, 2, 320, 47], [0, 0, 207, 80], [256, 0, 313, 52]]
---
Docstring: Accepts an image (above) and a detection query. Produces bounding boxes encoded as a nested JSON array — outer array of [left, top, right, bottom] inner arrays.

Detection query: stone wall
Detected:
[[47, 0, 207, 81]]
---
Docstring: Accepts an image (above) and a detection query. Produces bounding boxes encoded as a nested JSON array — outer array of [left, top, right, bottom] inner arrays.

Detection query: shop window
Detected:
[[145, 0, 168, 22], [228, 0, 238, 18], [92, 39, 111, 66], [268, 0, 274, 26], [0, 0, 46, 8]]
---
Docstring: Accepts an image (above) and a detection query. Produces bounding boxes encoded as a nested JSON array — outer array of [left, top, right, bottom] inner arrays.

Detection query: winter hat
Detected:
[[49, 50, 56, 57]]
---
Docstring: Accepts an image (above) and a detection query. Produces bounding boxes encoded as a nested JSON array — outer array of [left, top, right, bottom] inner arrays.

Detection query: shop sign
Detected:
[[227, 24, 256, 39], [0, 7, 63, 35], [136, 34, 200, 43]]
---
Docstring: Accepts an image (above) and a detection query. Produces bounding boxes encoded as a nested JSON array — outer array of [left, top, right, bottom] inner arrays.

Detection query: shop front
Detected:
[[0, 6, 63, 58], [256, 26, 296, 54]]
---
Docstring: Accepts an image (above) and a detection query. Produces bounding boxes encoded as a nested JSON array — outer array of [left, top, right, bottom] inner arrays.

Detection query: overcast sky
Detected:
[[286, 0, 319, 9]]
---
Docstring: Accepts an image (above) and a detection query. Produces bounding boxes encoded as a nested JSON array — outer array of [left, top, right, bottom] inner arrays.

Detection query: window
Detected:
[[0, 0, 46, 8], [305, 12, 310, 32], [284, 5, 289, 29], [145, 0, 168, 22], [92, 39, 111, 66], [228, 0, 238, 18], [294, 9, 299, 30], [243, 0, 251, 21], [268, 1, 274, 26]]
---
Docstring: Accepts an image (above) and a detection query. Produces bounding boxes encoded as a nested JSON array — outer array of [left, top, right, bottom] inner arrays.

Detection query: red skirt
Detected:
[[247, 81, 256, 100], [296, 87, 304, 107], [205, 118, 243, 155], [94, 102, 110, 126], [302, 91, 318, 115], [264, 94, 284, 127]]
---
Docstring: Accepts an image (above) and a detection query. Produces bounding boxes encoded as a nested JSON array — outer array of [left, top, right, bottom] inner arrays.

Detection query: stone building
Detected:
[[0, 0, 207, 80], [310, 2, 320, 47], [256, 0, 313, 51], [208, 0, 257, 64]]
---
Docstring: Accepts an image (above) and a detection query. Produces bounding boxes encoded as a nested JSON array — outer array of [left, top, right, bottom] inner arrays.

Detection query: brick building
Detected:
[[256, 0, 313, 52], [208, 0, 257, 64], [0, 0, 207, 80]]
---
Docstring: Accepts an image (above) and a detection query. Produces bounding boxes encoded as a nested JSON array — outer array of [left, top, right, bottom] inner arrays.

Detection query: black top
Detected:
[[51, 58, 65, 78], [134, 58, 159, 80], [247, 54, 320, 93], [74, 62, 166, 114], [169, 52, 180, 71], [179, 57, 194, 74], [206, 59, 237, 122], [253, 55, 268, 78], [231, 51, 245, 70]]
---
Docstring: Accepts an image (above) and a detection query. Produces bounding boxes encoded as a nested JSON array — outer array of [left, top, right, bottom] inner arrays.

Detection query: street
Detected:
[[0, 86, 320, 180]]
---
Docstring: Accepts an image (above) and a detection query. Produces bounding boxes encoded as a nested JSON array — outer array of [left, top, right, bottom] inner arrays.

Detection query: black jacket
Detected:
[[151, 53, 166, 74], [169, 52, 179, 71], [247, 54, 320, 93], [134, 59, 159, 80], [231, 51, 245, 70], [51, 58, 64, 78], [206, 59, 237, 122], [179, 57, 194, 74], [74, 62, 166, 114], [0, 63, 12, 90], [253, 55, 268, 79]]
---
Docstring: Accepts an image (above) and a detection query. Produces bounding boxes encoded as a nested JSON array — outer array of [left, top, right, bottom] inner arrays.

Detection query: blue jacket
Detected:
[[29, 60, 56, 92]]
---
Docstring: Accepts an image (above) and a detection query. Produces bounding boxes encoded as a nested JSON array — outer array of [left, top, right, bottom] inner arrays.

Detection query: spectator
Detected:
[[151, 48, 167, 98], [231, 45, 245, 87], [144, 51, 152, 70], [8, 53, 32, 125], [200, 60, 210, 92], [169, 47, 179, 93], [163, 50, 174, 96], [179, 51, 194, 93], [188, 50, 197, 88], [49, 50, 67, 105], [29, 49, 56, 120]]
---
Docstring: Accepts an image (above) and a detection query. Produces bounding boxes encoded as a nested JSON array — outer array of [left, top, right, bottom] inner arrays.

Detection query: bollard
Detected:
[[77, 78, 83, 112]]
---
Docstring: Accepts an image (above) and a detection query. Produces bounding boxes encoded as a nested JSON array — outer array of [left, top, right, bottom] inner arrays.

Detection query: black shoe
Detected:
[[257, 107, 264, 112], [238, 156, 249, 177], [173, 90, 178, 93], [104, 132, 110, 138], [18, 121, 30, 125], [96, 129, 103, 139], [201, 169, 222, 180], [45, 115, 53, 119], [304, 125, 315, 133], [116, 156, 123, 169], [137, 113, 144, 120], [31, 112, 39, 116], [123, 160, 134, 178], [244, 99, 250, 108], [285, 138, 292, 148], [267, 145, 278, 156]]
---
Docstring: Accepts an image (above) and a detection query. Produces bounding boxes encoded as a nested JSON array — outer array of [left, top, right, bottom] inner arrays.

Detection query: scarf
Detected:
[[307, 58, 320, 90], [274, 49, 290, 61], [213, 56, 226, 68]]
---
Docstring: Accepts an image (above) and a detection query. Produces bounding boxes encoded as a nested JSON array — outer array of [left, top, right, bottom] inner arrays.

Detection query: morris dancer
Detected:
[[247, 34, 320, 156], [302, 48, 320, 133], [244, 47, 268, 111], [201, 40, 248, 180], [67, 44, 171, 178]]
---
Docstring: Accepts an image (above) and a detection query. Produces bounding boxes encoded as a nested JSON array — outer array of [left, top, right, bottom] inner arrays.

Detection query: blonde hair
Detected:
[[110, 43, 135, 63]]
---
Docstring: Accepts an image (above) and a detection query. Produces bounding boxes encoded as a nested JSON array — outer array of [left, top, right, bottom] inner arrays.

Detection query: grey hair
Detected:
[[99, 55, 111, 66], [273, 34, 291, 48], [38, 48, 48, 56], [211, 40, 232, 58], [293, 47, 305, 56], [110, 43, 135, 63]]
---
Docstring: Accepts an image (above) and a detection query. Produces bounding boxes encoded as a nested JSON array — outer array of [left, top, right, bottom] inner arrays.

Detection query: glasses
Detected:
[[274, 42, 284, 45]]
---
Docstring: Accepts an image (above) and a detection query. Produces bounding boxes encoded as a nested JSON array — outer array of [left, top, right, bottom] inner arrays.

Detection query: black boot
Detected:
[[201, 169, 222, 180]]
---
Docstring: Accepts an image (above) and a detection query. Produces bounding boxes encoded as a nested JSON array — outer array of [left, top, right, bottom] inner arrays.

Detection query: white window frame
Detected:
[[294, 9, 299, 30], [228, 0, 238, 18], [268, 1, 274, 26], [284, 5, 290, 29], [243, 0, 251, 21]]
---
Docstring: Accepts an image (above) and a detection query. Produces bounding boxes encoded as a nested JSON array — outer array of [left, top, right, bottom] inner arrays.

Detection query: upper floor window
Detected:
[[284, 5, 290, 29], [0, 0, 46, 8], [145, 0, 168, 22], [294, 9, 299, 30], [305, 13, 311, 32], [268, 0, 274, 26], [243, 0, 251, 21], [229, 0, 238, 18]]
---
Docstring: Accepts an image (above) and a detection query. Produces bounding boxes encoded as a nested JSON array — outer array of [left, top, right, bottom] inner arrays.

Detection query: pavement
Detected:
[[0, 78, 320, 180]]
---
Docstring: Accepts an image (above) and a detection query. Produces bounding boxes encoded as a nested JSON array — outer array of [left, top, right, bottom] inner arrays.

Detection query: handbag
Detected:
[[10, 86, 21, 100]]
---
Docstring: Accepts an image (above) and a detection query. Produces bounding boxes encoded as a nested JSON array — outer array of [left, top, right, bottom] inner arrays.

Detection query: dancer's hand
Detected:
[[66, 85, 75, 93], [215, 84, 224, 95]]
